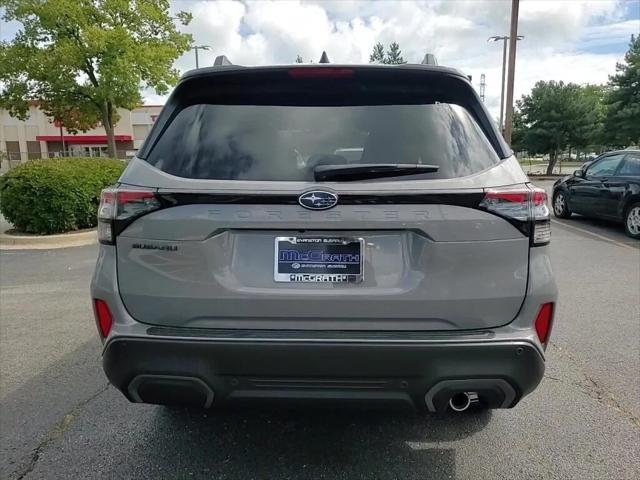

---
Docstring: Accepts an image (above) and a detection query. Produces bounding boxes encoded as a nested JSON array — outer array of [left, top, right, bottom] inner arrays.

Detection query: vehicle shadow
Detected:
[[134, 402, 492, 479], [554, 214, 637, 246]]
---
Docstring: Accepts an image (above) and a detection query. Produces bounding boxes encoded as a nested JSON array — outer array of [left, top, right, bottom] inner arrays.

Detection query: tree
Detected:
[[369, 42, 385, 63], [517, 81, 586, 174], [369, 42, 406, 64], [510, 110, 526, 153], [295, 55, 303, 64], [0, 0, 193, 158], [603, 35, 640, 146], [385, 42, 406, 64], [569, 84, 606, 152]]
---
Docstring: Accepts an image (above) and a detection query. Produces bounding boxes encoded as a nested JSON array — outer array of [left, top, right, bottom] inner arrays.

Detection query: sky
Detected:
[[1, 0, 639, 119]]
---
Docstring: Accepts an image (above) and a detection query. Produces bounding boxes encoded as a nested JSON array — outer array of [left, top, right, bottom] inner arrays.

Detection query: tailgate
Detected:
[[116, 202, 528, 331]]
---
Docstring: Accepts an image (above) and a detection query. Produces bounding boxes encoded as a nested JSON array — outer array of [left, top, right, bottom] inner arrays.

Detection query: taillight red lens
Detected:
[[534, 303, 554, 344], [94, 299, 113, 338], [115, 189, 159, 220], [117, 191, 156, 204], [480, 188, 531, 221], [288, 67, 354, 78], [532, 189, 547, 206], [484, 191, 529, 203]]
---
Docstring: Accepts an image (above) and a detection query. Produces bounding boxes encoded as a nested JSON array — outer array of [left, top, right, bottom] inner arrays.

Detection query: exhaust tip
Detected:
[[449, 392, 479, 412], [424, 379, 516, 412], [128, 374, 215, 408]]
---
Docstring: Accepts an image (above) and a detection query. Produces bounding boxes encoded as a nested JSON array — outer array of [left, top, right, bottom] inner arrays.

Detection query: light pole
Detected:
[[488, 34, 523, 135], [192, 45, 211, 69], [504, 0, 521, 145]]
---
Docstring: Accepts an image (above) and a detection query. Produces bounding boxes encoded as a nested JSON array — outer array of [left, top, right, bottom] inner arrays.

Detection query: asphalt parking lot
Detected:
[[1, 179, 639, 479]]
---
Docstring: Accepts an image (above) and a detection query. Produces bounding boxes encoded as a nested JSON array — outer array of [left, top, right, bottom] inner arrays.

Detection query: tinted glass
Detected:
[[146, 104, 500, 181], [587, 154, 624, 177], [618, 154, 640, 176]]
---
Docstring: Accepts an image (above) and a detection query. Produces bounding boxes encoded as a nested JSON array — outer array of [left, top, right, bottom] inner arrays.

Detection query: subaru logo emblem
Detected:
[[298, 191, 338, 210]]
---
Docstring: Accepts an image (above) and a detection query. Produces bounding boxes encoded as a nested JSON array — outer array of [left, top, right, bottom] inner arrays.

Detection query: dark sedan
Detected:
[[552, 149, 640, 239]]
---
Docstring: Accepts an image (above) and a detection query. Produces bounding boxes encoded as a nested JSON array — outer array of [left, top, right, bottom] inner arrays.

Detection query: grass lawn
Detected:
[[518, 158, 582, 166]]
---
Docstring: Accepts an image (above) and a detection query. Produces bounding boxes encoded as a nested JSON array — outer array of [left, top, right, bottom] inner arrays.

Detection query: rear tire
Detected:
[[624, 202, 640, 239], [553, 190, 572, 219]]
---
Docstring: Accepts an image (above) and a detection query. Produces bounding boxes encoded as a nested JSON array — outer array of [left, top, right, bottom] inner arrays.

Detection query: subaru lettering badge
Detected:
[[298, 191, 338, 210]]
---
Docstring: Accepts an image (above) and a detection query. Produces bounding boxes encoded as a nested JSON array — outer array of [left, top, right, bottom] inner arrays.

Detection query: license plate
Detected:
[[274, 237, 364, 283]]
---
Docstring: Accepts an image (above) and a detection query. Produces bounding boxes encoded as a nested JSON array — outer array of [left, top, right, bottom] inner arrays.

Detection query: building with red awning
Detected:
[[1, 104, 162, 161]]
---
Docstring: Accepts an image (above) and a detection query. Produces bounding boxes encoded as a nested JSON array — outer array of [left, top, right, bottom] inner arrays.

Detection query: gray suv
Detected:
[[91, 61, 557, 413]]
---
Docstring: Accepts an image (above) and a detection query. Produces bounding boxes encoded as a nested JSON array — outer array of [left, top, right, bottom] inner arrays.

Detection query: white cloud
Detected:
[[580, 19, 640, 49], [171, 0, 269, 67], [145, 0, 638, 119]]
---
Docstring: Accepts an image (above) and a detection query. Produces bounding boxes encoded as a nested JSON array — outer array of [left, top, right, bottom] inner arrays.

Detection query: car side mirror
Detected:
[[573, 169, 585, 178]]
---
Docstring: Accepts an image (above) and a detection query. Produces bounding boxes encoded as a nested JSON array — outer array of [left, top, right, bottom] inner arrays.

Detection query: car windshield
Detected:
[[146, 103, 500, 181]]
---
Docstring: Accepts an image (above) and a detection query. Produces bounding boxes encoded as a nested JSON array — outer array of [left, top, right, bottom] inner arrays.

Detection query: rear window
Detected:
[[146, 103, 501, 181], [619, 154, 640, 176]]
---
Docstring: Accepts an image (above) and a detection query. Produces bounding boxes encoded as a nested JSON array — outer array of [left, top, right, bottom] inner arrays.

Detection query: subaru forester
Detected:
[[91, 60, 557, 412]]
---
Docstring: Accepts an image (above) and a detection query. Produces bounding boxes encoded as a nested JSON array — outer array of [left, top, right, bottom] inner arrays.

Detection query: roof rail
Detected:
[[421, 53, 438, 66], [319, 51, 330, 63], [213, 55, 232, 66]]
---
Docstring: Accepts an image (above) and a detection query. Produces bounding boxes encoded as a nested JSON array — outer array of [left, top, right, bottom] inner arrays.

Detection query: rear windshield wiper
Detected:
[[314, 163, 439, 181]]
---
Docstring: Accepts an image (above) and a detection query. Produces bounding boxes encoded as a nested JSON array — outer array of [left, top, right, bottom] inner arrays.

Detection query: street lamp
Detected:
[[192, 45, 211, 69], [488, 34, 523, 134]]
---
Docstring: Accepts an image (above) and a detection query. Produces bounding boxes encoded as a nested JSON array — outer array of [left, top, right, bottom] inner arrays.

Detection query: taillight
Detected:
[[534, 303, 554, 346], [97, 186, 160, 244], [479, 185, 550, 246], [288, 67, 354, 78], [93, 299, 113, 338], [531, 188, 551, 245]]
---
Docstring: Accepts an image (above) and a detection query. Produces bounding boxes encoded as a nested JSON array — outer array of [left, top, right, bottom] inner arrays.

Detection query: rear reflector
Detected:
[[94, 299, 113, 338], [288, 67, 354, 78], [534, 303, 554, 345]]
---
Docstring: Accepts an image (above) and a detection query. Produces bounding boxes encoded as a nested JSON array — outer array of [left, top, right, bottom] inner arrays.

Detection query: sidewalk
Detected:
[[0, 213, 96, 250]]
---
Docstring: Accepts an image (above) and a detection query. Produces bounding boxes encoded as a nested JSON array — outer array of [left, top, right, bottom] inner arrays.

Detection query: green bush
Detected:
[[0, 158, 125, 234]]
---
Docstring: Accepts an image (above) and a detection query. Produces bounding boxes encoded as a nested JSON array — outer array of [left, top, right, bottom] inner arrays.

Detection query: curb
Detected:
[[526, 175, 565, 180], [0, 229, 97, 250]]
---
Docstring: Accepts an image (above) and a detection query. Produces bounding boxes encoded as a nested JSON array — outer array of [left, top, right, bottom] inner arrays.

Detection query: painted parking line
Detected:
[[550, 218, 638, 251]]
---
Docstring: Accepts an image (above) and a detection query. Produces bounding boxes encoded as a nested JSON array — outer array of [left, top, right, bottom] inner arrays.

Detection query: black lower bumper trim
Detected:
[[103, 336, 544, 411]]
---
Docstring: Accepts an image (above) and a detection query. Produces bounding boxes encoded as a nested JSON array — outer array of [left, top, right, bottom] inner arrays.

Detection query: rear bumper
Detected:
[[103, 335, 545, 411]]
